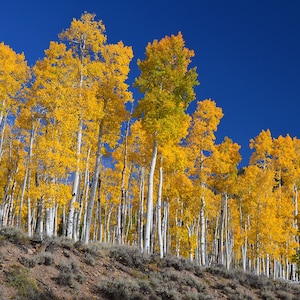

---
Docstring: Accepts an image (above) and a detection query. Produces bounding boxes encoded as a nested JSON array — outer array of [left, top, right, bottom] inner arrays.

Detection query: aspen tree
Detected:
[[59, 13, 107, 239], [134, 32, 198, 254], [29, 41, 79, 238], [0, 43, 30, 161], [187, 99, 223, 266], [210, 137, 241, 268]]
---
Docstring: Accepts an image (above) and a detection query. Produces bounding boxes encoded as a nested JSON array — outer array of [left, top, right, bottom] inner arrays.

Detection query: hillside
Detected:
[[0, 227, 299, 300]]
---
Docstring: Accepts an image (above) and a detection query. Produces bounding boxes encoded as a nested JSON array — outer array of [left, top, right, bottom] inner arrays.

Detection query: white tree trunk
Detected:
[[157, 165, 163, 258], [84, 122, 103, 244], [27, 197, 32, 237], [200, 196, 206, 266], [45, 206, 55, 237], [162, 199, 169, 256], [67, 122, 82, 239], [144, 140, 158, 254], [138, 167, 145, 252], [0, 113, 6, 162]]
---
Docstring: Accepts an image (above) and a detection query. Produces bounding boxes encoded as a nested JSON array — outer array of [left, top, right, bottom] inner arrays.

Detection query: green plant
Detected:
[[57, 261, 74, 286], [0, 227, 29, 245], [98, 278, 140, 300], [75, 241, 102, 257], [6, 265, 57, 299], [109, 245, 149, 271], [261, 290, 276, 300], [57, 261, 83, 287], [18, 256, 37, 268], [83, 253, 95, 266], [276, 290, 293, 300], [37, 252, 55, 265]]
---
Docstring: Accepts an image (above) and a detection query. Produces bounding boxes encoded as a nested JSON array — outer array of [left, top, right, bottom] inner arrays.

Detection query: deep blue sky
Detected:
[[1, 0, 300, 166]]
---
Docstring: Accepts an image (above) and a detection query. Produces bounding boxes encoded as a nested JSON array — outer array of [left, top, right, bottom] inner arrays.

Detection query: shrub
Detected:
[[59, 237, 74, 250], [41, 236, 74, 251], [162, 255, 195, 272], [57, 262, 74, 286], [6, 265, 57, 300], [57, 261, 83, 287], [207, 265, 235, 279], [109, 245, 149, 270], [83, 253, 96, 266], [0, 227, 29, 245], [18, 256, 37, 268], [37, 252, 55, 266], [19, 252, 55, 268], [276, 290, 293, 300], [98, 278, 140, 300], [261, 290, 276, 300], [75, 241, 102, 257]]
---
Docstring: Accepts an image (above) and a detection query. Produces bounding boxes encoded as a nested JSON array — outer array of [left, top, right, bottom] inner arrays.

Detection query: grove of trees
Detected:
[[1, 12, 300, 280]]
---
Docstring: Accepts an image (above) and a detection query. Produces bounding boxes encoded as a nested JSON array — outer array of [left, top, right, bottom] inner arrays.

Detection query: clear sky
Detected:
[[1, 0, 300, 166]]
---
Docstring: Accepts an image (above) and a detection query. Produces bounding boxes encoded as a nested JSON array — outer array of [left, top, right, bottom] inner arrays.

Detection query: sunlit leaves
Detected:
[[0, 42, 30, 116], [134, 32, 198, 144]]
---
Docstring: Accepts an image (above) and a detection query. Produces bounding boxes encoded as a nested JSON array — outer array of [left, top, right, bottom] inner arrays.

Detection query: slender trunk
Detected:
[[84, 121, 103, 244], [157, 164, 163, 258], [97, 177, 102, 242], [67, 121, 82, 239], [79, 148, 90, 241], [200, 196, 206, 266], [144, 139, 158, 254], [27, 197, 32, 237], [7, 180, 16, 227], [18, 169, 28, 229], [34, 197, 44, 240], [26, 121, 35, 237], [162, 199, 168, 256], [120, 117, 131, 244], [45, 206, 55, 237], [266, 254, 270, 278], [138, 167, 145, 252], [0, 114, 6, 162]]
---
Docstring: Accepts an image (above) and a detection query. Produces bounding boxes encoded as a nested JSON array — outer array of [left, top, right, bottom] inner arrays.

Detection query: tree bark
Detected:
[[157, 164, 163, 258], [144, 139, 158, 254], [67, 121, 82, 239], [138, 167, 145, 252], [84, 121, 103, 244]]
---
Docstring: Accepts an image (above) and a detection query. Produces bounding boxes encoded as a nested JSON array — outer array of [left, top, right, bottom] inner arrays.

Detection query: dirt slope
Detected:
[[0, 227, 299, 300]]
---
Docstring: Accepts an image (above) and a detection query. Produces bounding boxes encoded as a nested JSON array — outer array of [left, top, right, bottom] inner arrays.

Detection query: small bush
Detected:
[[261, 290, 276, 300], [37, 252, 55, 266], [41, 236, 74, 251], [19, 252, 55, 268], [162, 255, 195, 272], [109, 245, 149, 271], [0, 227, 29, 245], [207, 265, 235, 279], [57, 261, 83, 287], [98, 278, 140, 300], [137, 278, 153, 296], [155, 282, 179, 300], [76, 272, 86, 284], [18, 256, 37, 268], [59, 237, 74, 249], [194, 265, 204, 278], [276, 290, 293, 300], [6, 265, 57, 300], [83, 253, 95, 266], [75, 241, 102, 257], [57, 262, 74, 286]]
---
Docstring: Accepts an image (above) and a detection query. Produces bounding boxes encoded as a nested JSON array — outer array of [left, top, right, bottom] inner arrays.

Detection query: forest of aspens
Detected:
[[1, 12, 300, 281]]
